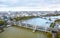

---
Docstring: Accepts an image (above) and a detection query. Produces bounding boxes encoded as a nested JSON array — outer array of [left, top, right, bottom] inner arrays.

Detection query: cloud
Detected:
[[0, 0, 60, 11], [0, 4, 7, 7], [0, 0, 60, 7]]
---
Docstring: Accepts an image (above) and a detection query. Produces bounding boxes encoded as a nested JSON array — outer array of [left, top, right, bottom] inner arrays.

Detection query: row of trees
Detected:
[[0, 19, 7, 27], [10, 16, 36, 21]]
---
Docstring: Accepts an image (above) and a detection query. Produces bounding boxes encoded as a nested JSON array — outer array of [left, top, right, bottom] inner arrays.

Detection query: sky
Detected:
[[0, 0, 60, 11]]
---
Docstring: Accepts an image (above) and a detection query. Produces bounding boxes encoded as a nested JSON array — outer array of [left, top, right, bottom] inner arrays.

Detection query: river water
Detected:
[[0, 26, 48, 38], [0, 16, 60, 38], [22, 18, 52, 28]]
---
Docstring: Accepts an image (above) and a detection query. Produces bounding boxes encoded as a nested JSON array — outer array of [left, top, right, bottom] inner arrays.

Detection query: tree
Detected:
[[0, 20, 5, 25]]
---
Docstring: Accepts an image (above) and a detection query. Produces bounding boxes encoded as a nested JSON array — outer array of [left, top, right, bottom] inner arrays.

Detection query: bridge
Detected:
[[15, 23, 59, 33]]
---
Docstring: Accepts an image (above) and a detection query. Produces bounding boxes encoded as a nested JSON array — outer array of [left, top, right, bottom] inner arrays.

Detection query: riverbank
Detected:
[[10, 16, 38, 21]]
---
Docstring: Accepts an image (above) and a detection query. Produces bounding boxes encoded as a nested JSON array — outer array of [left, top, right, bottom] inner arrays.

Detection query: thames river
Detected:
[[0, 26, 48, 38]]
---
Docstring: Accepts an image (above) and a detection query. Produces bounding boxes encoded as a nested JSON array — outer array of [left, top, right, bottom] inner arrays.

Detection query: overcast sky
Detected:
[[0, 0, 60, 11]]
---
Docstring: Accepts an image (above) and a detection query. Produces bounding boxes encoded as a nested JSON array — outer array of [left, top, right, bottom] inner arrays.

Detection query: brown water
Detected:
[[0, 26, 48, 38]]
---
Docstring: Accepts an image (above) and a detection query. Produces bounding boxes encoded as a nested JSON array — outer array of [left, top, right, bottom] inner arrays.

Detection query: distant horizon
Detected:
[[0, 7, 60, 11]]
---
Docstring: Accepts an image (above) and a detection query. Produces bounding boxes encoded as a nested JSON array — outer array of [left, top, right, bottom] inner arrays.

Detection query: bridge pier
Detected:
[[33, 26, 37, 32]]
